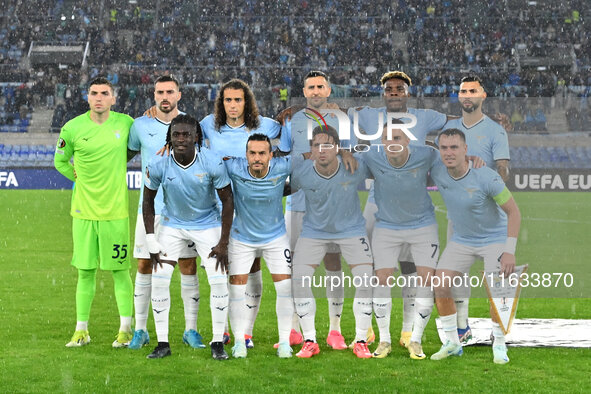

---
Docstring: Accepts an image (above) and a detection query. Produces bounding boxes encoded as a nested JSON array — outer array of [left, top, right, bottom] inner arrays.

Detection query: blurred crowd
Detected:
[[0, 0, 590, 132]]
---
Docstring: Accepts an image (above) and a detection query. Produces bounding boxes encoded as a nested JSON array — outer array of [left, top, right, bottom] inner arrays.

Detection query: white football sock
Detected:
[[351, 265, 373, 342], [209, 282, 229, 343], [119, 316, 132, 333], [244, 270, 263, 337], [492, 322, 506, 346], [373, 285, 392, 343], [452, 284, 470, 329], [293, 264, 317, 342], [180, 274, 199, 332], [411, 286, 434, 344], [401, 272, 417, 332], [76, 321, 88, 331], [440, 313, 461, 345], [133, 272, 151, 331], [228, 283, 247, 344], [151, 264, 174, 343], [325, 269, 344, 333], [274, 279, 293, 344]]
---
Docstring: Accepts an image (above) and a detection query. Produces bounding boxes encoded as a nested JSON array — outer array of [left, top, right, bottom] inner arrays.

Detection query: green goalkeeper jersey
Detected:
[[54, 111, 134, 220]]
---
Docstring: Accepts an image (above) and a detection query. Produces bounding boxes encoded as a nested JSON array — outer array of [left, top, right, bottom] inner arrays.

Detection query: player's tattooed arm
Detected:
[[143, 106, 158, 119], [491, 113, 513, 132], [127, 149, 138, 162], [210, 185, 234, 274], [495, 159, 510, 182], [142, 186, 162, 270], [273, 149, 290, 158], [276, 105, 304, 125]]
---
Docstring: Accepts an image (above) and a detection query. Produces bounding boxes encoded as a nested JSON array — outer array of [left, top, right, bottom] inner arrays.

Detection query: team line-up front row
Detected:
[[54, 74, 519, 364]]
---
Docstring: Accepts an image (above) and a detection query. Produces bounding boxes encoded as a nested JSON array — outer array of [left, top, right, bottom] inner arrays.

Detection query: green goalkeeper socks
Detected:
[[112, 269, 133, 319], [76, 269, 97, 321]]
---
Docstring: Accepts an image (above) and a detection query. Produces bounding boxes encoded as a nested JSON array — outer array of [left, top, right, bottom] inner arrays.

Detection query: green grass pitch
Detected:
[[0, 190, 589, 393]]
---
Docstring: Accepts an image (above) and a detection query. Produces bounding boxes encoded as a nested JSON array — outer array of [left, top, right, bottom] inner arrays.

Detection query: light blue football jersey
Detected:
[[442, 115, 510, 170], [224, 156, 290, 244], [362, 145, 438, 230], [430, 162, 507, 247], [347, 106, 447, 146], [348, 106, 447, 204], [280, 108, 351, 212], [291, 155, 369, 239], [145, 147, 230, 230], [128, 114, 183, 214], [200, 114, 280, 158]]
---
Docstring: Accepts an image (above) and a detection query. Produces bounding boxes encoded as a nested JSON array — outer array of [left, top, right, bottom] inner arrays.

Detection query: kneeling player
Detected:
[[143, 115, 234, 360], [225, 134, 294, 358], [291, 126, 374, 359], [430, 129, 520, 364]]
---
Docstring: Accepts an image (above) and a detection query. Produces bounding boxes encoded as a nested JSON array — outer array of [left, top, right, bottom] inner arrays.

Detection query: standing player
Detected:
[[442, 75, 511, 341], [360, 122, 440, 359], [143, 115, 234, 360], [350, 71, 448, 348], [127, 75, 203, 350], [55, 77, 135, 348], [291, 126, 374, 359], [199, 78, 281, 348], [430, 128, 520, 364], [225, 134, 294, 358], [278, 70, 360, 350]]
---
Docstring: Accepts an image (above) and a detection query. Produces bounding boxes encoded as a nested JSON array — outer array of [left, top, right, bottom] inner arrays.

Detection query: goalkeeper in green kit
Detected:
[[54, 77, 135, 348]]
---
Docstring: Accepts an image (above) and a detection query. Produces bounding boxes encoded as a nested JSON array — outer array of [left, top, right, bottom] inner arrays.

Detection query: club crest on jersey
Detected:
[[194, 173, 207, 181], [58, 138, 66, 148], [465, 187, 478, 197], [113, 130, 121, 139]]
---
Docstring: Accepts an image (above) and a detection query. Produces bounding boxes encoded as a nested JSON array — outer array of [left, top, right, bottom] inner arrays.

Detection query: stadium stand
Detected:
[[0, 0, 590, 168]]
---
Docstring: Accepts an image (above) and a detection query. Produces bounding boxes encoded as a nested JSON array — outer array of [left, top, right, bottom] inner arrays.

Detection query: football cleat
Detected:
[[366, 326, 376, 345], [371, 341, 392, 359], [408, 341, 426, 360], [275, 329, 304, 348], [458, 325, 472, 344], [65, 330, 91, 348], [128, 329, 150, 350], [290, 329, 304, 346], [493, 344, 510, 364], [296, 340, 320, 358], [147, 343, 171, 359], [348, 327, 376, 349], [353, 341, 372, 359], [245, 335, 254, 349], [431, 340, 463, 360], [326, 330, 347, 350], [112, 331, 133, 348], [231, 341, 247, 358], [399, 331, 412, 348], [223, 332, 231, 345], [277, 342, 293, 358], [211, 341, 229, 360], [183, 330, 206, 349]]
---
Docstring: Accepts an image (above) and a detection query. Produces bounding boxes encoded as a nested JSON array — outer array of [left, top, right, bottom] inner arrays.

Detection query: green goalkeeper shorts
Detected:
[[71, 217, 131, 270]]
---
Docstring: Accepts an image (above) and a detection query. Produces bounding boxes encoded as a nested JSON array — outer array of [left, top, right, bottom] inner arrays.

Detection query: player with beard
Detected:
[[278, 71, 361, 351], [441, 75, 510, 342], [127, 76, 204, 351]]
